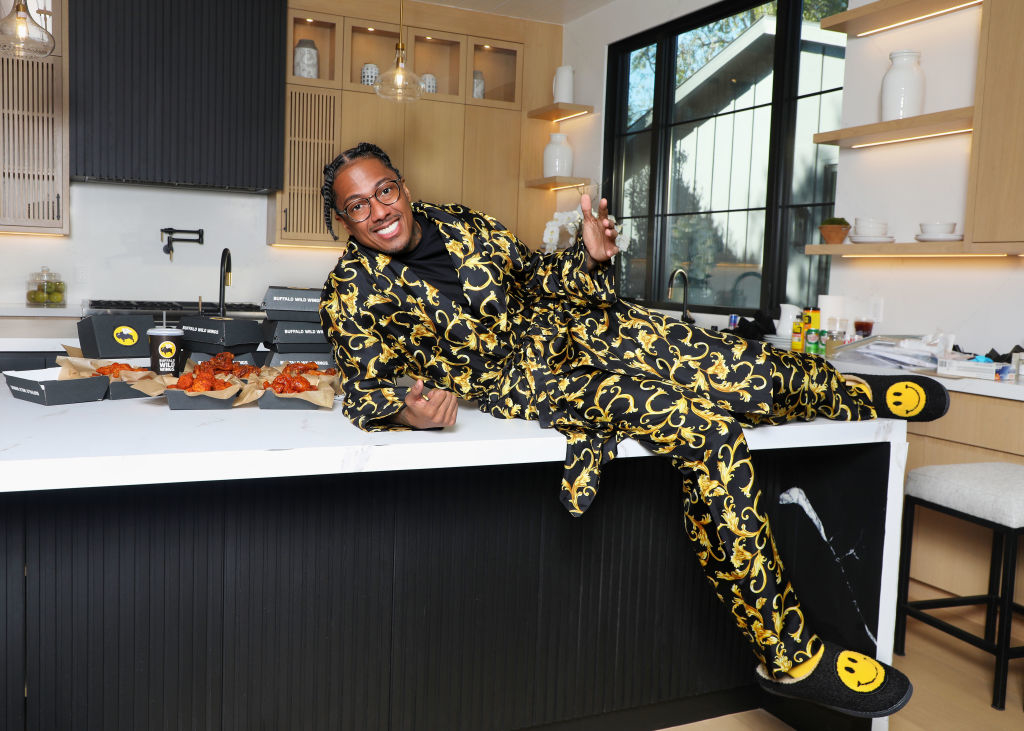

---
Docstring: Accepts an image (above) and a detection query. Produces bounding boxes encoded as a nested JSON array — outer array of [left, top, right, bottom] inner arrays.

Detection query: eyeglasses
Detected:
[[338, 178, 403, 222]]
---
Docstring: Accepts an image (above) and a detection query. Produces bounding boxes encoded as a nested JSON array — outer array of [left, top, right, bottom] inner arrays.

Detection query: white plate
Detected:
[[849, 235, 895, 243], [914, 233, 963, 241]]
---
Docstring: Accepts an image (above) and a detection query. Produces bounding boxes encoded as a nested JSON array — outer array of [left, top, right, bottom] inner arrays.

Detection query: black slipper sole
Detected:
[[845, 373, 949, 421]]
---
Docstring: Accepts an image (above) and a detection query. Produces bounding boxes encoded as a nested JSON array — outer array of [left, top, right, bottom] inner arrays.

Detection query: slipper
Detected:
[[755, 641, 913, 718], [843, 373, 949, 421]]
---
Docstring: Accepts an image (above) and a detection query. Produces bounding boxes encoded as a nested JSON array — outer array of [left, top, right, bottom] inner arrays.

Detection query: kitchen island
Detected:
[[0, 382, 905, 731]]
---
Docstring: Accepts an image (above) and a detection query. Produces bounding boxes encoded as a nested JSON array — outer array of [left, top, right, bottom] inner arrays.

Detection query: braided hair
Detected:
[[321, 142, 403, 240]]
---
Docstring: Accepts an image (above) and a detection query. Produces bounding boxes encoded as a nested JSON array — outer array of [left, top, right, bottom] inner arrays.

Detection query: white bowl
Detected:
[[920, 222, 956, 234], [854, 218, 887, 236]]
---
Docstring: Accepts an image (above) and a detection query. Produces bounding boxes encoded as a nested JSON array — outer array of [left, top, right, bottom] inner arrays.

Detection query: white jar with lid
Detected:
[[26, 266, 66, 308]]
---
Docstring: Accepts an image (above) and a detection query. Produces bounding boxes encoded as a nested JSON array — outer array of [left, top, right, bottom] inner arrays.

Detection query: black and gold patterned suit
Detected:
[[320, 201, 877, 678]]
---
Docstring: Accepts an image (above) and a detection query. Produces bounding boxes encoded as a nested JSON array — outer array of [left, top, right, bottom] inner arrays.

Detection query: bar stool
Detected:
[[894, 462, 1024, 710]]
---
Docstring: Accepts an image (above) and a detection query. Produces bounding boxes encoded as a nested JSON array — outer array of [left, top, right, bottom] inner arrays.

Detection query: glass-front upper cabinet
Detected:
[[287, 9, 342, 88], [343, 18, 402, 94], [406, 28, 466, 103], [466, 37, 523, 109]]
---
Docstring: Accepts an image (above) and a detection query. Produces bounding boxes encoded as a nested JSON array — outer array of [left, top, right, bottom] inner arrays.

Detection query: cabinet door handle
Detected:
[[55, 193, 61, 220], [283, 207, 288, 232]]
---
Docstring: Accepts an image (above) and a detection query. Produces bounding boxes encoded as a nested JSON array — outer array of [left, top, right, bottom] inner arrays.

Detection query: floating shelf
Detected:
[[821, 0, 982, 37], [805, 241, 1024, 257], [813, 107, 973, 148], [525, 176, 591, 191], [526, 102, 594, 122]]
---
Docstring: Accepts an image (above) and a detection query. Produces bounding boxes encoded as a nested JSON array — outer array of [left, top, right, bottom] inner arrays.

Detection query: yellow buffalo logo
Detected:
[[113, 326, 139, 346], [158, 340, 177, 358]]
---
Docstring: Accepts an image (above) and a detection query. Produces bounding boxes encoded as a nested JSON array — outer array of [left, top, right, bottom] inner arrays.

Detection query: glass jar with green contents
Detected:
[[26, 266, 66, 308]]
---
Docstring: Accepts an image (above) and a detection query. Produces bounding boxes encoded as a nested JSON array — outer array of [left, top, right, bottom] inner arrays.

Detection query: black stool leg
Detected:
[[894, 497, 916, 655], [984, 531, 1003, 644], [991, 530, 1017, 710]]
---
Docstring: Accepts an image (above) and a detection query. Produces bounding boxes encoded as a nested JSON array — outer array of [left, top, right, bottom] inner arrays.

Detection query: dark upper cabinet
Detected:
[[69, 0, 285, 191]]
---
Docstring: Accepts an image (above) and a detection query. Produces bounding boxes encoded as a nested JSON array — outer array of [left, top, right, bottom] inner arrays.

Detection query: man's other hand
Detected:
[[393, 380, 458, 429], [580, 193, 619, 272]]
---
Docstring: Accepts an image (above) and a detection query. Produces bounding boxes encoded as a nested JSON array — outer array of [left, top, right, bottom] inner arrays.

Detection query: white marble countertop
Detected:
[[0, 304, 83, 318], [831, 353, 1024, 402], [0, 382, 907, 493]]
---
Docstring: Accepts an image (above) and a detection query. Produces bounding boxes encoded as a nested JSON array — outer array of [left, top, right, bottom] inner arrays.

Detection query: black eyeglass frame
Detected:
[[337, 178, 404, 222]]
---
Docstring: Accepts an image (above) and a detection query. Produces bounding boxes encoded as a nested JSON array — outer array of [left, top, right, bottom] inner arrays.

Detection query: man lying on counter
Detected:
[[317, 142, 949, 719]]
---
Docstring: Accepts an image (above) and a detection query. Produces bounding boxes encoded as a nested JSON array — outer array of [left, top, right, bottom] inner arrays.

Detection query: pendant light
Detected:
[[375, 0, 421, 103], [0, 1, 55, 58]]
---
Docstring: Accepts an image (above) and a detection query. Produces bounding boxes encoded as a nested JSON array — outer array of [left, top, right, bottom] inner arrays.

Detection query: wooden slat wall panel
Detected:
[[0, 56, 63, 229], [283, 85, 339, 240], [69, 0, 285, 191]]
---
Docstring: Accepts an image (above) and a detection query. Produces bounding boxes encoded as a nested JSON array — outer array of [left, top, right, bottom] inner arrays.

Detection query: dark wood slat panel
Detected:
[[0, 497, 25, 731]]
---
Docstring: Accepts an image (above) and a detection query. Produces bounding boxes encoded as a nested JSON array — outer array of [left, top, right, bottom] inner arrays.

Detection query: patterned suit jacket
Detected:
[[320, 201, 774, 515]]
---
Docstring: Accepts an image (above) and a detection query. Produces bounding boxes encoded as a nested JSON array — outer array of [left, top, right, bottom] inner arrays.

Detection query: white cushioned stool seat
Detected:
[[905, 462, 1024, 528]]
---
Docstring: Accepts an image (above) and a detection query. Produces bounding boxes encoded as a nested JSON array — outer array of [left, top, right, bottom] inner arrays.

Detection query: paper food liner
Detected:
[[130, 372, 243, 402], [56, 355, 158, 384], [238, 366, 337, 408]]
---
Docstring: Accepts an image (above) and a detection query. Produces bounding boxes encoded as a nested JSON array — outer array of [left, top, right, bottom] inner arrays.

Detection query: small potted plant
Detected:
[[818, 217, 851, 244]]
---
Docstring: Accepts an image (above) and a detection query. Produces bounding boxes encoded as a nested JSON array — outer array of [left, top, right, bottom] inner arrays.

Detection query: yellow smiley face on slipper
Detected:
[[837, 650, 885, 692], [885, 381, 926, 418]]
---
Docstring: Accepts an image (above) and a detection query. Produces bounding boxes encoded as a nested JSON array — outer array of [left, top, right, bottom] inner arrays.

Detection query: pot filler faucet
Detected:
[[159, 227, 203, 262], [667, 268, 695, 324], [219, 248, 232, 318]]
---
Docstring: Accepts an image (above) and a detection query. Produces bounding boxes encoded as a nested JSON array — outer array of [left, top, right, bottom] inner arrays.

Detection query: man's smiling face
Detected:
[[332, 156, 420, 256]]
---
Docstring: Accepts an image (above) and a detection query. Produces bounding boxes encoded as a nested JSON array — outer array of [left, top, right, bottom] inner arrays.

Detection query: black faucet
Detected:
[[667, 268, 695, 323], [218, 248, 232, 317]]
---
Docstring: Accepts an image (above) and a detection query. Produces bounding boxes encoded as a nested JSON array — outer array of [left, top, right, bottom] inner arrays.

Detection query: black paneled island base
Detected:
[[0, 392, 907, 731]]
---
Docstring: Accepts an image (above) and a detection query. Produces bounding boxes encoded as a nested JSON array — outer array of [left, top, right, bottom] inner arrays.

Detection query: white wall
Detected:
[[564, 0, 1021, 354], [0, 183, 342, 316]]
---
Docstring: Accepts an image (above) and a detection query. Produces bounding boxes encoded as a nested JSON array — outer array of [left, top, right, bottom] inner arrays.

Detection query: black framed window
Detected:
[[604, 0, 847, 316]]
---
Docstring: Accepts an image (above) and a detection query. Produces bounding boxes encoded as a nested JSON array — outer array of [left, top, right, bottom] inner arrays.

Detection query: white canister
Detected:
[[553, 65, 574, 104], [543, 133, 573, 177], [421, 73, 437, 94], [361, 63, 380, 86], [472, 70, 485, 99], [880, 50, 924, 121], [293, 39, 319, 79]]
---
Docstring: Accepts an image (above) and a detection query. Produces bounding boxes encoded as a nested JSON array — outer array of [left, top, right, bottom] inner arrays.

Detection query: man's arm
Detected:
[[578, 193, 619, 273]]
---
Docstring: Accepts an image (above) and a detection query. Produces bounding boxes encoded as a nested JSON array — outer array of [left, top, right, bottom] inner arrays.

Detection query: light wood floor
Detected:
[[659, 581, 1024, 731]]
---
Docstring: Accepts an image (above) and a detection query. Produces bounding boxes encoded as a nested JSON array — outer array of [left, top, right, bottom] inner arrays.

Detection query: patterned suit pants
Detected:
[[566, 348, 876, 678]]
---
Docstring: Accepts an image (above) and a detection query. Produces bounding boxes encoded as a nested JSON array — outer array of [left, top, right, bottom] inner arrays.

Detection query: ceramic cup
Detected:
[[920, 222, 956, 234], [854, 218, 887, 236]]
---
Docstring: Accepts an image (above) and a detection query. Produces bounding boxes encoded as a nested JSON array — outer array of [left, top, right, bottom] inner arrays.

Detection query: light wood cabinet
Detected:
[[342, 18, 402, 94], [406, 27, 466, 104], [339, 90, 406, 170], [403, 101, 464, 206], [906, 390, 1024, 601], [287, 9, 343, 88], [466, 37, 523, 110], [0, 0, 68, 235], [462, 106, 520, 229]]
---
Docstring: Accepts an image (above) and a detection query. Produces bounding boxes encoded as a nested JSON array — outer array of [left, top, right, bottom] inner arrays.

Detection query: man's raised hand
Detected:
[[579, 193, 619, 272], [393, 379, 458, 429]]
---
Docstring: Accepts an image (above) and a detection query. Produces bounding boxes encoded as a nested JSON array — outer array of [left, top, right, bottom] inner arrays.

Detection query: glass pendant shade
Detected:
[[0, 1, 55, 58], [375, 42, 422, 103]]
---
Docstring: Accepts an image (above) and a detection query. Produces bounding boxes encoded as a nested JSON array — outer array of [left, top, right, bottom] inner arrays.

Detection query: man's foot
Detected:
[[843, 373, 949, 421], [755, 641, 913, 718]]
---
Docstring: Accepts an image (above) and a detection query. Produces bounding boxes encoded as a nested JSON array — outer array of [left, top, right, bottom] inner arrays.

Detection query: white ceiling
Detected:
[[425, 0, 620, 24]]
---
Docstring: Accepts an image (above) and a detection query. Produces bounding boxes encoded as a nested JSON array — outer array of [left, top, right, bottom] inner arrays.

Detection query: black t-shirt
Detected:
[[392, 213, 467, 304]]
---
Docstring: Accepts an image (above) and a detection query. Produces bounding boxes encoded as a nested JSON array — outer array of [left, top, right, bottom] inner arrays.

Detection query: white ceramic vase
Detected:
[[543, 133, 573, 177], [421, 73, 437, 94], [880, 50, 924, 121], [361, 63, 380, 86], [293, 39, 319, 79], [553, 65, 574, 104], [472, 70, 485, 99]]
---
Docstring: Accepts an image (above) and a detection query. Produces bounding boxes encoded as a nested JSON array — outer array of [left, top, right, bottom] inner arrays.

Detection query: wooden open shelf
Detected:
[[813, 107, 973, 148], [525, 176, 591, 191], [821, 0, 982, 37], [527, 103, 594, 122], [805, 240, 1024, 256]]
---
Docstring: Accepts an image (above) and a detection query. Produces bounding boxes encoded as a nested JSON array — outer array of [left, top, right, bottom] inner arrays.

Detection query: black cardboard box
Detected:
[[258, 390, 323, 410], [179, 316, 263, 347], [261, 320, 330, 352], [77, 315, 154, 358], [262, 286, 322, 322], [108, 381, 152, 400], [185, 347, 259, 366], [165, 389, 237, 410], [4, 368, 109, 405], [266, 351, 335, 369]]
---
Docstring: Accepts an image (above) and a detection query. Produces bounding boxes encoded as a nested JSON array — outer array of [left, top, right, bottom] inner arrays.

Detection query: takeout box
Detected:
[[55, 355, 157, 399], [179, 315, 262, 347], [77, 314, 154, 358], [262, 286, 321, 322], [129, 373, 245, 409], [260, 320, 330, 352], [185, 347, 259, 366], [257, 388, 329, 410], [266, 351, 335, 369], [3, 367, 108, 405]]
